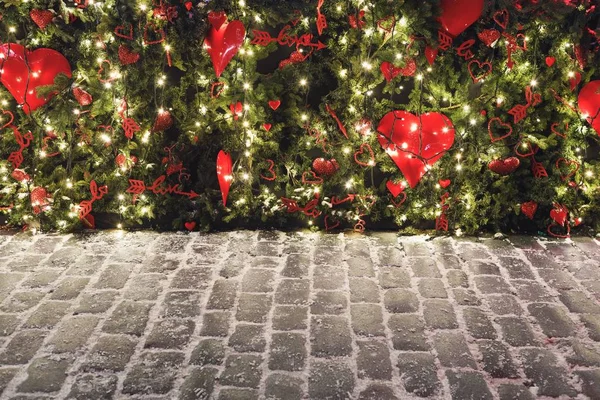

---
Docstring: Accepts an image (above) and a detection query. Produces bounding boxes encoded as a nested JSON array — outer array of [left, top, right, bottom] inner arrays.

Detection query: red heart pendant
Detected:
[[468, 60, 492, 83], [0, 43, 72, 114], [377, 111, 455, 189], [493, 9, 509, 30], [439, 179, 451, 188], [555, 158, 580, 181], [550, 203, 568, 227], [425, 46, 438, 65], [386, 180, 405, 198], [312, 158, 339, 177], [380, 62, 399, 82], [118, 45, 140, 65], [204, 14, 246, 78], [354, 143, 375, 167], [514, 141, 536, 158], [268, 100, 281, 110], [578, 80, 600, 136], [488, 157, 520, 176], [324, 215, 340, 232], [185, 221, 196, 231], [263, 123, 272, 132], [185, 2, 193, 11], [439, 0, 484, 37], [487, 118, 513, 142], [521, 201, 538, 220], [216, 150, 232, 206], [302, 171, 324, 185], [478, 29, 500, 47], [545, 56, 556, 67]]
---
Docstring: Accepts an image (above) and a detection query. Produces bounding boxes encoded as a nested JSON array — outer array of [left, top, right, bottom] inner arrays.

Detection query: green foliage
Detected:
[[0, 0, 598, 236]]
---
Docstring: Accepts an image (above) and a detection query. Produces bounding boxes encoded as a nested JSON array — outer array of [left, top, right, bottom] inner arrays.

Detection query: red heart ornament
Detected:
[[550, 203, 568, 227], [488, 157, 520, 176], [545, 56, 556, 67], [30, 9, 53, 30], [570, 72, 582, 92], [185, 221, 196, 231], [324, 215, 340, 232], [551, 122, 568, 138], [439, 179, 451, 188], [114, 24, 134, 40], [514, 141, 536, 158], [208, 11, 227, 30], [0, 43, 72, 114], [185, 2, 193, 11], [216, 150, 233, 206], [380, 62, 400, 82], [354, 143, 375, 167], [268, 100, 281, 111], [302, 171, 324, 185], [578, 80, 600, 136], [386, 180, 405, 198], [204, 14, 246, 78], [478, 29, 501, 46], [493, 9, 509, 30], [468, 60, 492, 83], [72, 87, 93, 106], [263, 123, 272, 132], [555, 158, 580, 181], [425, 46, 438, 65], [488, 118, 513, 142], [118, 45, 140, 65], [439, 0, 484, 37], [521, 201, 538, 220], [377, 111, 455, 189], [1, 110, 15, 129], [312, 158, 339, 177]]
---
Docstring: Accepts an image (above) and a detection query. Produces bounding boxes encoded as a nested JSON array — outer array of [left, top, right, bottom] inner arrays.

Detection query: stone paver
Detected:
[[0, 232, 598, 399]]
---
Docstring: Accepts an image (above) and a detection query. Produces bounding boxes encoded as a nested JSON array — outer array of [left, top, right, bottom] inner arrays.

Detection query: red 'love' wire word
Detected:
[[127, 175, 200, 200], [251, 25, 327, 51]]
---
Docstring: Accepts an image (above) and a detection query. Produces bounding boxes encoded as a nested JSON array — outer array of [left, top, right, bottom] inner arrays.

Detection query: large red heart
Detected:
[[377, 111, 455, 189], [578, 80, 600, 136], [204, 14, 245, 78], [439, 0, 484, 37], [0, 43, 72, 114]]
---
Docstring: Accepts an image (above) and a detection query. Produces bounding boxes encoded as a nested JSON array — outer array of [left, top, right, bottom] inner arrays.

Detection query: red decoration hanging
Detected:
[[302, 171, 324, 185], [143, 22, 166, 45], [354, 143, 375, 167], [455, 39, 476, 60], [260, 160, 277, 181], [73, 87, 93, 106], [230, 102, 243, 120], [268, 100, 281, 110], [78, 180, 108, 224], [493, 9, 509, 30], [348, 10, 366, 29], [11, 169, 29, 182], [478, 29, 501, 46], [439, 179, 451, 188], [114, 24, 134, 40], [467, 60, 492, 83], [30, 9, 53, 30], [507, 86, 542, 124], [118, 45, 140, 65], [488, 157, 520, 176], [312, 158, 339, 177], [551, 122, 568, 138], [127, 175, 200, 200], [548, 203, 570, 238], [7, 128, 33, 170], [324, 215, 340, 231], [377, 111, 455, 189], [204, 12, 246, 78], [316, 0, 327, 35], [439, 0, 484, 37], [216, 150, 232, 206], [545, 56, 556, 67], [578, 80, 600, 136], [0, 43, 72, 114], [263, 123, 272, 132], [555, 158, 580, 181], [380, 59, 417, 82], [153, 109, 173, 132], [531, 156, 549, 179], [521, 201, 538, 220], [435, 192, 450, 232], [487, 118, 513, 142], [185, 221, 196, 231], [325, 104, 348, 139], [31, 187, 51, 215]]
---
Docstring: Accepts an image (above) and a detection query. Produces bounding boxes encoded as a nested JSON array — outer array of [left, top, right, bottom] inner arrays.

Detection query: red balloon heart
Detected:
[[204, 14, 245, 78], [439, 0, 484, 37], [216, 150, 232, 206], [488, 157, 520, 176], [578, 80, 600, 136], [377, 111, 455, 189], [0, 43, 72, 114], [521, 201, 538, 220], [185, 221, 196, 231]]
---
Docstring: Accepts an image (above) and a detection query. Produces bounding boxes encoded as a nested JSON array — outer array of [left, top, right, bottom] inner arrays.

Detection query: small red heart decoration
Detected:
[[204, 13, 246, 78], [391, 192, 407, 207], [268, 100, 281, 111], [263, 123, 272, 132], [216, 150, 233, 206], [425, 46, 438, 65], [185, 221, 196, 231], [377, 111, 455, 189], [381, 62, 400, 82], [386, 180, 405, 198], [354, 143, 375, 167], [115, 154, 127, 167], [114, 24, 134, 40], [545, 56, 556, 67], [514, 141, 536, 158], [493, 9, 509, 30], [487, 118, 513, 142], [153, 110, 173, 132], [185, 2, 193, 11], [11, 169, 30, 182], [230, 101, 243, 120], [478, 29, 501, 46], [439, 0, 484, 37], [578, 80, 600, 136], [488, 157, 520, 176], [72, 87, 93, 106], [312, 158, 339, 177], [143, 22, 166, 45], [30, 9, 53, 30], [302, 170, 324, 185], [118, 45, 140, 65], [555, 158, 580, 181], [570, 72, 582, 92], [0, 43, 72, 114], [550, 203, 568, 227], [468, 60, 492, 83], [521, 201, 538, 220], [439, 179, 451, 188]]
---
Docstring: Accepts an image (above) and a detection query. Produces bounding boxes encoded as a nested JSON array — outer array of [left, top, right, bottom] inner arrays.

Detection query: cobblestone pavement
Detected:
[[0, 231, 600, 399]]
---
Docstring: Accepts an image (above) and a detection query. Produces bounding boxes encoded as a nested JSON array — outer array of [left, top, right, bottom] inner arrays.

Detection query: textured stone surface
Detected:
[[0, 232, 598, 399]]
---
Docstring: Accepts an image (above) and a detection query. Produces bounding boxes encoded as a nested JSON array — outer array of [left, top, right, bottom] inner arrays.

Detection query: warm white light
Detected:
[[530, 79, 538, 87], [299, 79, 307, 86]]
